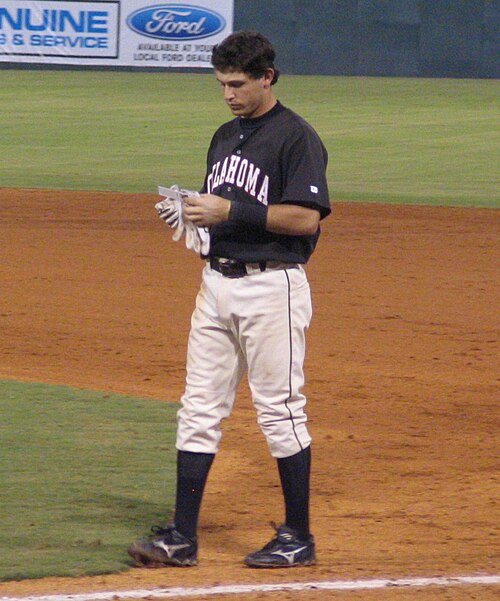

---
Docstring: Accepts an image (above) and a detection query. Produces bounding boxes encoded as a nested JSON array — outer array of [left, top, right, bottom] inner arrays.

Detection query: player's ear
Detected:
[[262, 68, 275, 88]]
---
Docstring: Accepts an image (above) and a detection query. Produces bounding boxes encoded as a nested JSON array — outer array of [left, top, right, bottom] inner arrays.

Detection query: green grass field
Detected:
[[0, 70, 498, 206], [0, 381, 178, 580]]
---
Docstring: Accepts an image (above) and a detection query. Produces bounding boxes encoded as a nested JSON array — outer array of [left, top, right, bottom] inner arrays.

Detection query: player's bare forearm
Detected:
[[265, 204, 320, 235]]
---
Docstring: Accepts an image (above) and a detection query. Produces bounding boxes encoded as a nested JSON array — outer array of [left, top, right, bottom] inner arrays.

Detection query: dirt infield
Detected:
[[0, 188, 498, 600]]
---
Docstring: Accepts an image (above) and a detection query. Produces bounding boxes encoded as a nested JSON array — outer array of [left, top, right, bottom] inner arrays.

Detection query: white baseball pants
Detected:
[[176, 263, 313, 459]]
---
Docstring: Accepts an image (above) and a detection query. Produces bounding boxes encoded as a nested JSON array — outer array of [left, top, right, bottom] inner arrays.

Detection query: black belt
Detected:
[[209, 256, 267, 278]]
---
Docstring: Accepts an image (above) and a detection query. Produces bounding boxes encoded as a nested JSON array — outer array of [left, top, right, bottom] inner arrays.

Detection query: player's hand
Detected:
[[183, 194, 230, 227]]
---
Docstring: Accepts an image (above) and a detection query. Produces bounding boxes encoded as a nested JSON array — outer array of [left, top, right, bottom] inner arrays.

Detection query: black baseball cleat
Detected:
[[244, 524, 316, 568], [128, 525, 197, 567]]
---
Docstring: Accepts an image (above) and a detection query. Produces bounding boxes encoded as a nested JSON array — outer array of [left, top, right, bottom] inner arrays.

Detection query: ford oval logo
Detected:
[[127, 4, 226, 41]]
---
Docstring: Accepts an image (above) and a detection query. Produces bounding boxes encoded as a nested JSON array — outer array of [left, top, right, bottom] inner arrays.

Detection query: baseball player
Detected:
[[129, 31, 331, 568]]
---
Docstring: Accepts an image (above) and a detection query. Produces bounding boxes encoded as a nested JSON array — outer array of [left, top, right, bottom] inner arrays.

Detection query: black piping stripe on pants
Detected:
[[283, 268, 304, 452]]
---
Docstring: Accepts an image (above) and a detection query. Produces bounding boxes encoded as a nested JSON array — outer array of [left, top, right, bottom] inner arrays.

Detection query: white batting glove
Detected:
[[156, 185, 183, 225], [156, 184, 210, 255], [155, 198, 181, 227], [185, 222, 211, 256], [156, 185, 185, 241], [198, 227, 210, 256]]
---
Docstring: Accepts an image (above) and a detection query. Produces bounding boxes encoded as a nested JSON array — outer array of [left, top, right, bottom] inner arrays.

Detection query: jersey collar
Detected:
[[238, 101, 285, 131]]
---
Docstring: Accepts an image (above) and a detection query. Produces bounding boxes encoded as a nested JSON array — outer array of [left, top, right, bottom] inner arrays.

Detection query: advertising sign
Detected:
[[0, 0, 234, 67]]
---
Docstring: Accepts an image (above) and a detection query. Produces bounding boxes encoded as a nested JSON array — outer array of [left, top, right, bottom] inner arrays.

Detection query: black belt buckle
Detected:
[[211, 257, 247, 278]]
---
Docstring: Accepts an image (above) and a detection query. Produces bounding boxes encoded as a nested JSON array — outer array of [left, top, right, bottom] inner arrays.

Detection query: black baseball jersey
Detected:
[[201, 101, 331, 264]]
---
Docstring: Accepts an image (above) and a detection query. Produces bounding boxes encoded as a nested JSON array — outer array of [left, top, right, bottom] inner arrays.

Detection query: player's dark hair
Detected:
[[211, 31, 280, 85]]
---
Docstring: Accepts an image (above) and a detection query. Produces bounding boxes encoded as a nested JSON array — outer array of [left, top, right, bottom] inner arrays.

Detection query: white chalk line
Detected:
[[1, 575, 499, 601]]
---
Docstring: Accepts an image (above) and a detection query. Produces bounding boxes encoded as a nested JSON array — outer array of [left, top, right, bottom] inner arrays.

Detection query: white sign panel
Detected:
[[0, 0, 234, 67], [0, 1, 120, 59], [123, 1, 230, 68]]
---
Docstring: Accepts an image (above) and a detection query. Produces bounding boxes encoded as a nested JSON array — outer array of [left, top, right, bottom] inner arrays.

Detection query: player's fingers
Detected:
[[183, 205, 201, 218], [184, 195, 200, 207], [184, 212, 204, 227]]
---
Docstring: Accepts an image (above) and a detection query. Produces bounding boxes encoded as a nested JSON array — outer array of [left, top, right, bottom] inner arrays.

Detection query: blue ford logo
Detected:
[[127, 4, 226, 40]]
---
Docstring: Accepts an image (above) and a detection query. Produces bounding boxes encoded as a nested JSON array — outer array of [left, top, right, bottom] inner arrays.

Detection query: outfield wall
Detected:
[[0, 0, 498, 77], [235, 0, 499, 79]]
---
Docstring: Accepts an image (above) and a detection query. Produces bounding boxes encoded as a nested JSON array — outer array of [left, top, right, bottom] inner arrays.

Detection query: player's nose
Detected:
[[223, 85, 235, 101]]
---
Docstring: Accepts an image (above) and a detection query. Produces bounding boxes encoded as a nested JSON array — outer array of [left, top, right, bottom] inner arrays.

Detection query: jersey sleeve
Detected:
[[280, 125, 331, 219], [200, 130, 218, 194]]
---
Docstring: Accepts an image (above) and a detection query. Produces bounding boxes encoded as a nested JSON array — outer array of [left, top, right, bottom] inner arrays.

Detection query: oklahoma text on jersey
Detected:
[[207, 154, 269, 205]]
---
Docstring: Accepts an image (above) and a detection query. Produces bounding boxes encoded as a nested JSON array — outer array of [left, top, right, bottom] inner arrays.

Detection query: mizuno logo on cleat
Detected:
[[153, 540, 191, 558], [271, 546, 308, 564]]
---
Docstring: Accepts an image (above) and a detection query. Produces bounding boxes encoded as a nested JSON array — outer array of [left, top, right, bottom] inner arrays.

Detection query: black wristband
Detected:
[[228, 201, 268, 231]]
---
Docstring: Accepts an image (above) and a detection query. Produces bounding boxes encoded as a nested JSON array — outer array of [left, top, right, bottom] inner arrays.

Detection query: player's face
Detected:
[[215, 69, 275, 119]]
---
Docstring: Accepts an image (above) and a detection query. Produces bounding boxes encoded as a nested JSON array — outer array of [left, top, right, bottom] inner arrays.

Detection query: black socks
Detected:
[[174, 446, 311, 541], [174, 450, 215, 538], [277, 446, 312, 540]]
